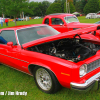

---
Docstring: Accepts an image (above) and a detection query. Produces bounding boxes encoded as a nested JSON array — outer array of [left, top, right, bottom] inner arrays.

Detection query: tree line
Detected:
[[0, 0, 100, 19]]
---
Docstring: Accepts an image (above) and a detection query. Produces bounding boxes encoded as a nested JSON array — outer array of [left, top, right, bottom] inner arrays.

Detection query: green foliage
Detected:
[[54, 0, 62, 3], [64, 2, 76, 13], [99, 0, 100, 9], [69, 2, 76, 13], [75, 0, 87, 13], [39, 1, 51, 16], [61, 0, 66, 12], [73, 0, 76, 5], [0, 0, 31, 26], [28, 1, 51, 16], [75, 1, 82, 12], [84, 0, 99, 14], [46, 3, 62, 15]]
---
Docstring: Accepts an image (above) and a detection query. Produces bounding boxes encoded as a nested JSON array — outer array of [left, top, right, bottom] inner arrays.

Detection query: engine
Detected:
[[27, 38, 100, 62]]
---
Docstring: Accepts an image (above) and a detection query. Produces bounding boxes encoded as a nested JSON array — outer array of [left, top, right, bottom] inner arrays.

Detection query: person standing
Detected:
[[5, 18, 8, 26], [0, 17, 3, 27]]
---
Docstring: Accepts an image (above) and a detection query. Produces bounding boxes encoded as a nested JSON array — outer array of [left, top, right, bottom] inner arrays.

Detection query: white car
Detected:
[[86, 13, 97, 19], [96, 14, 100, 18]]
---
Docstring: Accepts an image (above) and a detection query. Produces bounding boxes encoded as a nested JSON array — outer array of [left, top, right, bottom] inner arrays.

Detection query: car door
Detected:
[[0, 30, 29, 72], [50, 18, 68, 33], [0, 30, 18, 65]]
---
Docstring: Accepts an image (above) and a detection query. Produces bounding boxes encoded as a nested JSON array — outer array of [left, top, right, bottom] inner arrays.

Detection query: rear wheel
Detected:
[[34, 66, 61, 94]]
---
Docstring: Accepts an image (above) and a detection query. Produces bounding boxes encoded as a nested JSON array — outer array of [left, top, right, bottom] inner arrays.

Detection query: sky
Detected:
[[30, 0, 54, 3]]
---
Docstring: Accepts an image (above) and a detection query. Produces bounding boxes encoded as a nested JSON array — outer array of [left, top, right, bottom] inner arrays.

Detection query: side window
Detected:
[[44, 18, 49, 24], [0, 30, 17, 45], [51, 18, 64, 25]]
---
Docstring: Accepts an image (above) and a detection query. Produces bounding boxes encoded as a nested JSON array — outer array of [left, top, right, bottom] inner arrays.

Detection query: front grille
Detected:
[[87, 59, 100, 73]]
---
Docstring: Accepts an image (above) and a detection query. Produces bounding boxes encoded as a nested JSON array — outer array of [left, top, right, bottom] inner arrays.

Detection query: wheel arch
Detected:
[[28, 64, 58, 79]]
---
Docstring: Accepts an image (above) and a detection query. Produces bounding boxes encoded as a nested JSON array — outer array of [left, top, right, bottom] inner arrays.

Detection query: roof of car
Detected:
[[0, 24, 46, 32], [45, 13, 75, 18]]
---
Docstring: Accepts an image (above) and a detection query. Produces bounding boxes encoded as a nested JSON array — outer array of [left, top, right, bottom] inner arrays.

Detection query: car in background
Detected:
[[8, 19, 13, 22], [86, 13, 100, 19], [42, 13, 97, 33], [86, 13, 97, 19], [34, 16, 41, 19], [16, 18, 23, 21], [96, 11, 100, 18], [72, 12, 80, 17], [1, 24, 100, 93]]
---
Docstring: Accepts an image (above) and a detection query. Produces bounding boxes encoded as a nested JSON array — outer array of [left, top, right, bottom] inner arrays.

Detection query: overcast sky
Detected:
[[30, 0, 54, 3]]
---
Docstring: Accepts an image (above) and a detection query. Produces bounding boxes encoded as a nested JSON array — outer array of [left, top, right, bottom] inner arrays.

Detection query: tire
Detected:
[[34, 66, 61, 94]]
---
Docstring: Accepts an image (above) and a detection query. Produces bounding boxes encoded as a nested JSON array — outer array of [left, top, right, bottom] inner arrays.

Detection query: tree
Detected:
[[28, 1, 51, 16], [0, 0, 31, 26], [73, 0, 76, 5], [75, 1, 82, 12], [39, 1, 51, 16], [46, 3, 62, 15], [75, 0, 87, 13], [61, 0, 66, 12], [81, 0, 87, 13], [84, 0, 99, 14], [98, 0, 100, 9], [54, 0, 62, 3]]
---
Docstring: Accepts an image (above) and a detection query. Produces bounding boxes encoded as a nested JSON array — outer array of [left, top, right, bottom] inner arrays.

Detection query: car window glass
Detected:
[[0, 30, 17, 45], [44, 18, 49, 24], [51, 18, 64, 25], [17, 26, 60, 45]]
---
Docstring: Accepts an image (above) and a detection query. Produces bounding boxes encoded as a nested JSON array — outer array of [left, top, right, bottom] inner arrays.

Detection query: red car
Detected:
[[0, 24, 100, 94], [42, 13, 96, 33]]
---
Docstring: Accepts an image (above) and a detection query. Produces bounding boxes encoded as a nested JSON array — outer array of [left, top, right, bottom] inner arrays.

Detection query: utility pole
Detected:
[[66, 0, 70, 13]]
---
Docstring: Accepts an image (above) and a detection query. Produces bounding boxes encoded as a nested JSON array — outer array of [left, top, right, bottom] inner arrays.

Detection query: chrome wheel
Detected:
[[36, 68, 52, 91]]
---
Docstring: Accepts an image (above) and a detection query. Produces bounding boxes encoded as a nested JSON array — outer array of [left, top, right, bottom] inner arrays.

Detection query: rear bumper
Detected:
[[70, 72, 100, 92]]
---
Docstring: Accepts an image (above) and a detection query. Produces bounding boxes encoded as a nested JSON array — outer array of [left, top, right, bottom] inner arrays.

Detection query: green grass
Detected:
[[0, 18, 43, 29], [0, 16, 100, 100]]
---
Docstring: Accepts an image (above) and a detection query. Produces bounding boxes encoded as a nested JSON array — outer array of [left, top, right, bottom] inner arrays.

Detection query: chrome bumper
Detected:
[[70, 72, 100, 91]]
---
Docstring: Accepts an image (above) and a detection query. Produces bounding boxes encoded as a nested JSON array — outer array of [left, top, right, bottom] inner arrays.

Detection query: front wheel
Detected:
[[34, 66, 61, 94]]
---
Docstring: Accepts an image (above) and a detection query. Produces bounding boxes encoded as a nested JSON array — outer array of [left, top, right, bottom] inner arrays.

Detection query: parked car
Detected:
[[42, 13, 96, 33], [86, 13, 97, 19], [0, 24, 100, 94], [86, 13, 100, 19], [72, 12, 80, 17], [16, 18, 23, 21]]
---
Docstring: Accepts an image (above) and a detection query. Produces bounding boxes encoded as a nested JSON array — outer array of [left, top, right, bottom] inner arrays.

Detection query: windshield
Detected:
[[64, 16, 79, 23], [17, 25, 60, 45]]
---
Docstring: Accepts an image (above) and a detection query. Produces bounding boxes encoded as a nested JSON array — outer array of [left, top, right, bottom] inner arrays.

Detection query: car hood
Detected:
[[67, 22, 97, 28], [22, 25, 100, 49]]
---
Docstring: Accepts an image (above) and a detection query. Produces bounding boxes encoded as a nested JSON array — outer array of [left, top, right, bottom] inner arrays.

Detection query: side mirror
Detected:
[[7, 42, 13, 46], [60, 23, 63, 26]]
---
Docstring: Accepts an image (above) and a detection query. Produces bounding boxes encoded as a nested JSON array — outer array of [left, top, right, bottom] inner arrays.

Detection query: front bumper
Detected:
[[70, 72, 100, 92]]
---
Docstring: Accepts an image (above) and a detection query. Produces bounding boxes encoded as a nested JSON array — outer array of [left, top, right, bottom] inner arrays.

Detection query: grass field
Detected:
[[0, 16, 100, 100]]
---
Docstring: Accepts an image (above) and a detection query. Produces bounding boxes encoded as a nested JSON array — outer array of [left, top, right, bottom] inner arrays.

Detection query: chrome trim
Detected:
[[0, 53, 29, 63], [87, 59, 100, 73], [15, 30, 20, 45], [71, 72, 100, 91]]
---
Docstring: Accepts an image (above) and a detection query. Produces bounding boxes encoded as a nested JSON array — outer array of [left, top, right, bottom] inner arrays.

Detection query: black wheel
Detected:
[[34, 66, 61, 94]]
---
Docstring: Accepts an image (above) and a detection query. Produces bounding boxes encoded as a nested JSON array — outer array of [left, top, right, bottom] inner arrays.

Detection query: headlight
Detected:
[[79, 64, 87, 77]]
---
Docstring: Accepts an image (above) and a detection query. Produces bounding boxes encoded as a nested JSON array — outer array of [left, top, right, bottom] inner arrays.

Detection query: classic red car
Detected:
[[0, 24, 100, 94], [42, 13, 97, 33]]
